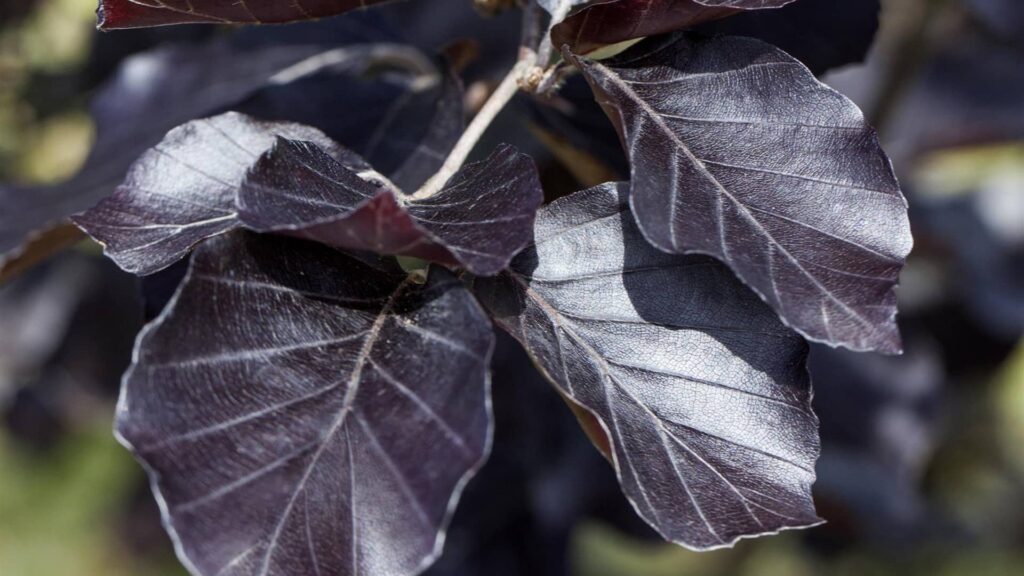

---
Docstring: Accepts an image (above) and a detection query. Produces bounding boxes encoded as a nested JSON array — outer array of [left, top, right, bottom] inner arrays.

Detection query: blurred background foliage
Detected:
[[0, 0, 1021, 575]]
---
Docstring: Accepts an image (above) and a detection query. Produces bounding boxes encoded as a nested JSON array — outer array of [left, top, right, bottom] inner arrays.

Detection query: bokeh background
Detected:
[[1, 0, 1021, 574]]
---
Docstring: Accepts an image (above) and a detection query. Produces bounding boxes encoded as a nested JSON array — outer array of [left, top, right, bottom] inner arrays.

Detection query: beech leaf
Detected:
[[569, 34, 912, 354], [72, 113, 353, 275], [552, 0, 796, 54], [117, 232, 494, 576], [474, 182, 821, 549], [75, 108, 542, 277], [238, 139, 542, 276], [97, 0, 395, 29]]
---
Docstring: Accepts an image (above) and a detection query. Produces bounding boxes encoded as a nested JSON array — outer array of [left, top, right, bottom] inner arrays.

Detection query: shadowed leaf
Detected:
[[117, 232, 494, 576], [570, 34, 912, 354], [474, 182, 821, 550]]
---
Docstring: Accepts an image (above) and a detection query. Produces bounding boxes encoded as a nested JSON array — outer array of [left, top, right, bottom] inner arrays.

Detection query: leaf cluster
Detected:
[[0, 2, 912, 575]]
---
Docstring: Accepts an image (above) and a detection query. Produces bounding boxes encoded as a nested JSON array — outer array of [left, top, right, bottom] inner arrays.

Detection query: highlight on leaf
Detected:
[[71, 113, 350, 275]]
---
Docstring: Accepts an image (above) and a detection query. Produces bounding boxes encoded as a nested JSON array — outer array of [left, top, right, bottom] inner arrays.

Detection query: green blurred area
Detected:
[[0, 0, 94, 184], [0, 423, 187, 576]]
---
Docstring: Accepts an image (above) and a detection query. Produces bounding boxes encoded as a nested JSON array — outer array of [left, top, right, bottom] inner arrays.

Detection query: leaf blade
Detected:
[[475, 182, 821, 550], [570, 34, 912, 354], [117, 232, 494, 576]]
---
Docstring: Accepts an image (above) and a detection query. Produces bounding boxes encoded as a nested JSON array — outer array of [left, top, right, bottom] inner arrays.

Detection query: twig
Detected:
[[412, 65, 525, 199], [412, 1, 545, 199]]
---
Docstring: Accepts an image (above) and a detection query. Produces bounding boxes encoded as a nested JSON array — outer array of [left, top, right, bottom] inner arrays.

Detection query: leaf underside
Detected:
[[474, 183, 821, 550], [118, 232, 494, 576], [97, 0, 393, 29], [552, 0, 796, 54], [571, 34, 912, 354]]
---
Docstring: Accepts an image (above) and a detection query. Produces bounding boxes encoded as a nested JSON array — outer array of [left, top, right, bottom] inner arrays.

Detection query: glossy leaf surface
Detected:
[[98, 0, 394, 29], [118, 232, 494, 576], [552, 0, 796, 54], [571, 34, 912, 354], [474, 183, 821, 550]]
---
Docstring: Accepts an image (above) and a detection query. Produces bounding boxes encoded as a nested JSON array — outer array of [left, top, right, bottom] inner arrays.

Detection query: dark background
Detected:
[[1, 0, 1022, 574]]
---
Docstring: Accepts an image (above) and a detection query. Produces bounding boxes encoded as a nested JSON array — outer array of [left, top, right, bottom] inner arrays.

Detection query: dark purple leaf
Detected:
[[219, 42, 460, 191], [570, 34, 912, 354], [117, 232, 494, 576], [551, 0, 796, 54], [72, 113, 354, 275], [75, 106, 541, 277], [239, 139, 542, 276], [474, 182, 821, 550], [98, 0, 396, 29]]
